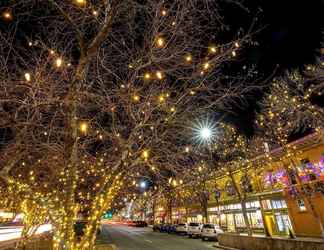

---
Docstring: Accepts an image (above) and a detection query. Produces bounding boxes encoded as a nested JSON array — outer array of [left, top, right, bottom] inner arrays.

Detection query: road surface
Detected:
[[101, 224, 221, 250]]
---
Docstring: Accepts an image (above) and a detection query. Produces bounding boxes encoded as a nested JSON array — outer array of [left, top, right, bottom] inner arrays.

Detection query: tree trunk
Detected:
[[229, 172, 253, 235]]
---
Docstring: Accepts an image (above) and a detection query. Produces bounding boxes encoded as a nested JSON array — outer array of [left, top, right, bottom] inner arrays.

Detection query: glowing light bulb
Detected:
[[170, 107, 176, 112], [75, 0, 86, 6], [161, 10, 167, 16], [133, 95, 140, 102], [185, 55, 192, 62], [185, 146, 190, 153], [2, 11, 12, 21], [209, 46, 217, 53], [156, 71, 163, 79], [55, 58, 63, 68], [24, 73, 31, 82], [144, 73, 151, 79], [80, 122, 88, 133], [92, 10, 98, 16], [234, 42, 240, 48], [156, 37, 165, 48], [232, 51, 237, 57], [203, 62, 210, 70], [142, 150, 149, 159], [159, 95, 165, 102]]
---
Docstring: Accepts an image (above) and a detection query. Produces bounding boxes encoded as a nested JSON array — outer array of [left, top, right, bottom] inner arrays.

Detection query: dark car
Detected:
[[134, 221, 148, 227], [153, 223, 162, 231], [167, 224, 177, 234]]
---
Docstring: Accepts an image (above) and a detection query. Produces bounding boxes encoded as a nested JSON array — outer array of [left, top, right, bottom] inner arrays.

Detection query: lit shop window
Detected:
[[271, 199, 287, 209], [297, 199, 307, 211]]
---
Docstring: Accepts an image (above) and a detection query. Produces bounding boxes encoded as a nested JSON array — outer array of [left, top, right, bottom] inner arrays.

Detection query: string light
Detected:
[[209, 46, 217, 53], [133, 95, 140, 102], [203, 62, 210, 70], [161, 10, 167, 16], [185, 55, 192, 62], [55, 58, 63, 68], [144, 73, 151, 80], [80, 122, 88, 133], [156, 37, 165, 48], [2, 11, 12, 21], [24, 73, 31, 82], [156, 71, 163, 80], [75, 0, 86, 6]]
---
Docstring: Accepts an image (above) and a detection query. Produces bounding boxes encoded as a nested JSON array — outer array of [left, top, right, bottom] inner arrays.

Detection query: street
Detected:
[[101, 224, 220, 250]]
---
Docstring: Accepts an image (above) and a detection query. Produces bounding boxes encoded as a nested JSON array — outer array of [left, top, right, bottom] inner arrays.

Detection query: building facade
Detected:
[[154, 133, 324, 238]]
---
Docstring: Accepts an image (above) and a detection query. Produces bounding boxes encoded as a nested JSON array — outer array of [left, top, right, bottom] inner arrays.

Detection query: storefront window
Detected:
[[227, 214, 235, 232], [234, 213, 246, 228], [264, 169, 289, 189], [220, 214, 227, 227], [271, 199, 287, 209], [248, 211, 263, 228]]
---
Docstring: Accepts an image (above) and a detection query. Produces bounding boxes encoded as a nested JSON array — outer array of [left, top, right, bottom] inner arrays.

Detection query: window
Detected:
[[235, 213, 246, 227], [297, 199, 306, 211]]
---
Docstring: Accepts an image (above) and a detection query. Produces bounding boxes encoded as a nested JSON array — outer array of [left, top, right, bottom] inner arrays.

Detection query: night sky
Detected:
[[0, 0, 323, 138], [218, 0, 324, 136]]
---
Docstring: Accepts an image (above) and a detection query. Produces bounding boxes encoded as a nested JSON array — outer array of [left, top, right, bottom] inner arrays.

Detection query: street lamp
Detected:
[[192, 118, 216, 145], [140, 181, 147, 189]]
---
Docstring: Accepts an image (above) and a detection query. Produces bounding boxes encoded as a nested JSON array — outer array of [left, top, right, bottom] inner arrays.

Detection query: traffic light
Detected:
[[103, 211, 113, 219]]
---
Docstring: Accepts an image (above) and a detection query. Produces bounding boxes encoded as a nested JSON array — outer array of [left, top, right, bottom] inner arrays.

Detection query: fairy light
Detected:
[[144, 73, 151, 79], [142, 150, 149, 159], [156, 71, 163, 80], [75, 0, 86, 6], [2, 11, 12, 21], [232, 51, 237, 57], [203, 62, 210, 70], [133, 95, 140, 102], [55, 58, 63, 68], [161, 10, 167, 16], [209, 46, 217, 53], [24, 73, 31, 82], [156, 37, 165, 48], [80, 122, 88, 133], [185, 55, 192, 62]]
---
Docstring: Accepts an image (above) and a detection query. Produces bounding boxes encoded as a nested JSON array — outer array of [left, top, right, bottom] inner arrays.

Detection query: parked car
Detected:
[[160, 223, 171, 233], [134, 221, 148, 227], [200, 223, 224, 241], [167, 224, 177, 234], [153, 223, 162, 231], [187, 222, 202, 238], [175, 223, 188, 235]]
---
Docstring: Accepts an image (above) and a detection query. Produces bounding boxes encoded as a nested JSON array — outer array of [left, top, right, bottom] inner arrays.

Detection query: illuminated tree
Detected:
[[212, 123, 253, 235], [0, 1, 252, 249], [256, 69, 324, 238]]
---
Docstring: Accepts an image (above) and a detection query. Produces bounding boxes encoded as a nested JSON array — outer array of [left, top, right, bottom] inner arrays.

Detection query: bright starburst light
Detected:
[[192, 118, 217, 145]]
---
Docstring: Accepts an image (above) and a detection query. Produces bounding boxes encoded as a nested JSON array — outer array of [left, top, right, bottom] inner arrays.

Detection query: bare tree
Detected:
[[0, 1, 253, 249], [256, 69, 324, 238]]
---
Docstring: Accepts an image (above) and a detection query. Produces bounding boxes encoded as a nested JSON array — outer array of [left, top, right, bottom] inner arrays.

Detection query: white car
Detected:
[[175, 223, 187, 234], [187, 222, 201, 238], [200, 224, 223, 241]]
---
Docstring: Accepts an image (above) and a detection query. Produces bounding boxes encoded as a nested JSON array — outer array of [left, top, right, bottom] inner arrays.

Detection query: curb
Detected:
[[213, 244, 239, 250]]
